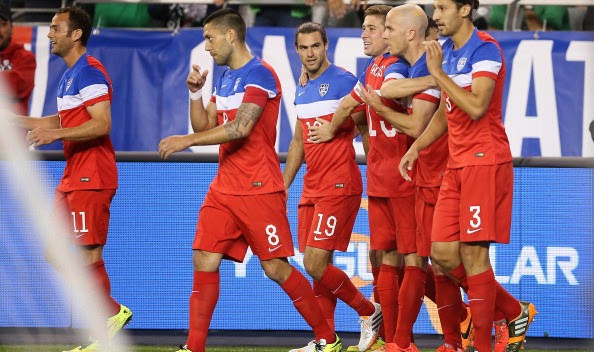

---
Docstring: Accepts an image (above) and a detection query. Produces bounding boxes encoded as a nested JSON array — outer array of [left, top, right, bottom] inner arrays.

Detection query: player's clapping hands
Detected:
[[158, 135, 192, 159], [187, 64, 209, 93], [423, 41, 444, 77], [357, 83, 384, 112], [26, 128, 58, 147]]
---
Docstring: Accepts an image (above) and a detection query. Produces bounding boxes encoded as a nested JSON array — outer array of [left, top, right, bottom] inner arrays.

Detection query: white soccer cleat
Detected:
[[358, 302, 382, 351]]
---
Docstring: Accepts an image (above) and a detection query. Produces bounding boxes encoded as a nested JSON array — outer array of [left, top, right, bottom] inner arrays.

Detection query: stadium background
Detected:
[[0, 24, 593, 341]]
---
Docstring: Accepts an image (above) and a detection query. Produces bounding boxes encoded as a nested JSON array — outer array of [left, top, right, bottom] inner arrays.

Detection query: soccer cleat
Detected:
[[494, 320, 509, 352], [107, 304, 133, 337], [460, 306, 475, 350], [289, 334, 342, 352], [358, 302, 382, 351], [506, 301, 537, 352], [436, 344, 464, 352], [347, 337, 385, 352], [175, 345, 192, 352], [464, 346, 478, 352], [62, 339, 98, 352]]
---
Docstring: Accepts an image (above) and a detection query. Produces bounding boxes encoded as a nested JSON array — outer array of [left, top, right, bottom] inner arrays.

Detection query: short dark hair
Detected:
[[294, 22, 327, 47], [453, 0, 479, 20], [204, 8, 246, 43], [56, 6, 92, 46], [426, 16, 438, 37], [363, 5, 392, 25]]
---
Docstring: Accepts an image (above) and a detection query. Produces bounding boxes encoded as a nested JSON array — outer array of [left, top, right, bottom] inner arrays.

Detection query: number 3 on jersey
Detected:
[[313, 213, 337, 241]]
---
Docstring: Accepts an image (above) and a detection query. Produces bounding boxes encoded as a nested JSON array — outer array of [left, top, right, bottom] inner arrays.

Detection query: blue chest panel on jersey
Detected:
[[294, 64, 356, 106]]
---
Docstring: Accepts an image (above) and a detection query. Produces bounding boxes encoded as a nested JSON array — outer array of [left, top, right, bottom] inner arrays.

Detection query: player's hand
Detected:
[[298, 65, 309, 87], [26, 128, 58, 147], [187, 64, 209, 93], [327, 0, 347, 19], [423, 41, 444, 77], [158, 135, 191, 159], [398, 148, 419, 182], [358, 83, 384, 112], [308, 118, 335, 143]]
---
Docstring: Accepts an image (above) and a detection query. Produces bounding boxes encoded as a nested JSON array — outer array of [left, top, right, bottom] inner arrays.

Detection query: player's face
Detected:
[[203, 23, 233, 66], [383, 11, 407, 56], [296, 32, 328, 76], [432, 0, 466, 37], [47, 13, 75, 58], [361, 15, 388, 58], [0, 18, 12, 52], [426, 27, 439, 41]]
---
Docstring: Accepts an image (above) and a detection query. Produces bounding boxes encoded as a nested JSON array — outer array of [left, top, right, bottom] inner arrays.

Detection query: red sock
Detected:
[[467, 269, 497, 352], [450, 264, 469, 292], [495, 282, 521, 321], [319, 265, 374, 316], [494, 309, 506, 322], [281, 267, 334, 343], [88, 260, 120, 316], [372, 267, 385, 340], [187, 271, 220, 352], [424, 264, 436, 303], [377, 264, 399, 343], [314, 281, 337, 330], [395, 266, 426, 347], [434, 274, 463, 349]]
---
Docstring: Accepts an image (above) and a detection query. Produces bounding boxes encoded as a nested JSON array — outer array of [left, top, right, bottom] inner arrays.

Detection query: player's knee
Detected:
[[261, 258, 291, 283], [303, 260, 325, 281]]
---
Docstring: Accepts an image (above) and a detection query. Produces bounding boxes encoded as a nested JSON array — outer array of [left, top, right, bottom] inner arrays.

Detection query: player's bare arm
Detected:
[[351, 110, 369, 156], [27, 101, 111, 148], [308, 93, 360, 143], [399, 99, 447, 181], [380, 75, 437, 99], [283, 121, 305, 190], [158, 102, 263, 159], [424, 40, 496, 120], [10, 113, 60, 131], [187, 65, 217, 132]]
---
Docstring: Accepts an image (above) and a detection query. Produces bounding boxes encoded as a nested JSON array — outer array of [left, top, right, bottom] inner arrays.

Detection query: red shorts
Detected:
[[368, 195, 416, 254], [193, 189, 295, 262], [53, 189, 116, 246], [297, 194, 361, 253], [432, 163, 513, 244], [415, 186, 439, 257]]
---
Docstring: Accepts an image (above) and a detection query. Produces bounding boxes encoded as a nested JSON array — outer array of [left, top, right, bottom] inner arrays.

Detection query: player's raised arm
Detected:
[[187, 64, 218, 132], [380, 75, 437, 99], [424, 40, 496, 120], [307, 92, 360, 143]]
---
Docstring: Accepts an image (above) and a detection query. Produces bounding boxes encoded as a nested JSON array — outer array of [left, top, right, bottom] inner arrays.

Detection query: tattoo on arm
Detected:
[[223, 103, 263, 140]]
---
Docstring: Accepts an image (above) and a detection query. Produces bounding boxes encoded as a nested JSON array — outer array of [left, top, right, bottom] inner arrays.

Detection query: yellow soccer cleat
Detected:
[[506, 301, 537, 352], [107, 304, 133, 337], [347, 337, 385, 352]]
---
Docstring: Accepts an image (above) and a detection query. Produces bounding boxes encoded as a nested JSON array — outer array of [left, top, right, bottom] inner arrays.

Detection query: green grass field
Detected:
[[0, 347, 591, 352]]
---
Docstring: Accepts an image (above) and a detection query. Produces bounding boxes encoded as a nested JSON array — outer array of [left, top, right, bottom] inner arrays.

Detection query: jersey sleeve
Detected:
[[470, 42, 502, 80], [244, 64, 279, 99], [410, 63, 441, 104], [78, 66, 110, 107], [384, 60, 409, 83]]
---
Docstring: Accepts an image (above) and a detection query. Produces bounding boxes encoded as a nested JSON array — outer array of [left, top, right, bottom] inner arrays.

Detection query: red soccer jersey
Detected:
[[409, 53, 448, 187], [351, 54, 415, 197], [56, 54, 117, 192], [209, 57, 285, 195], [441, 30, 513, 168], [294, 64, 362, 197]]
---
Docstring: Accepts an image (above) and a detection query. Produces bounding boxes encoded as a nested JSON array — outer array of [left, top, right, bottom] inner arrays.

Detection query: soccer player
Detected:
[[13, 6, 132, 352], [284, 22, 382, 352], [158, 9, 339, 352], [308, 5, 414, 350], [0, 3, 36, 115], [399, 0, 537, 351]]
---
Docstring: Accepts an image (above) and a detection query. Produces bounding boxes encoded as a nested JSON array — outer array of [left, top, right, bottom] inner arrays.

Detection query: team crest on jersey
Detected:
[[234, 78, 241, 91], [457, 57, 467, 71], [66, 78, 73, 91], [319, 83, 329, 97]]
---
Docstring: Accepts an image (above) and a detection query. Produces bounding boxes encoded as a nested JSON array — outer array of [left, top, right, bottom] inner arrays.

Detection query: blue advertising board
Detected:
[[0, 160, 592, 339]]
